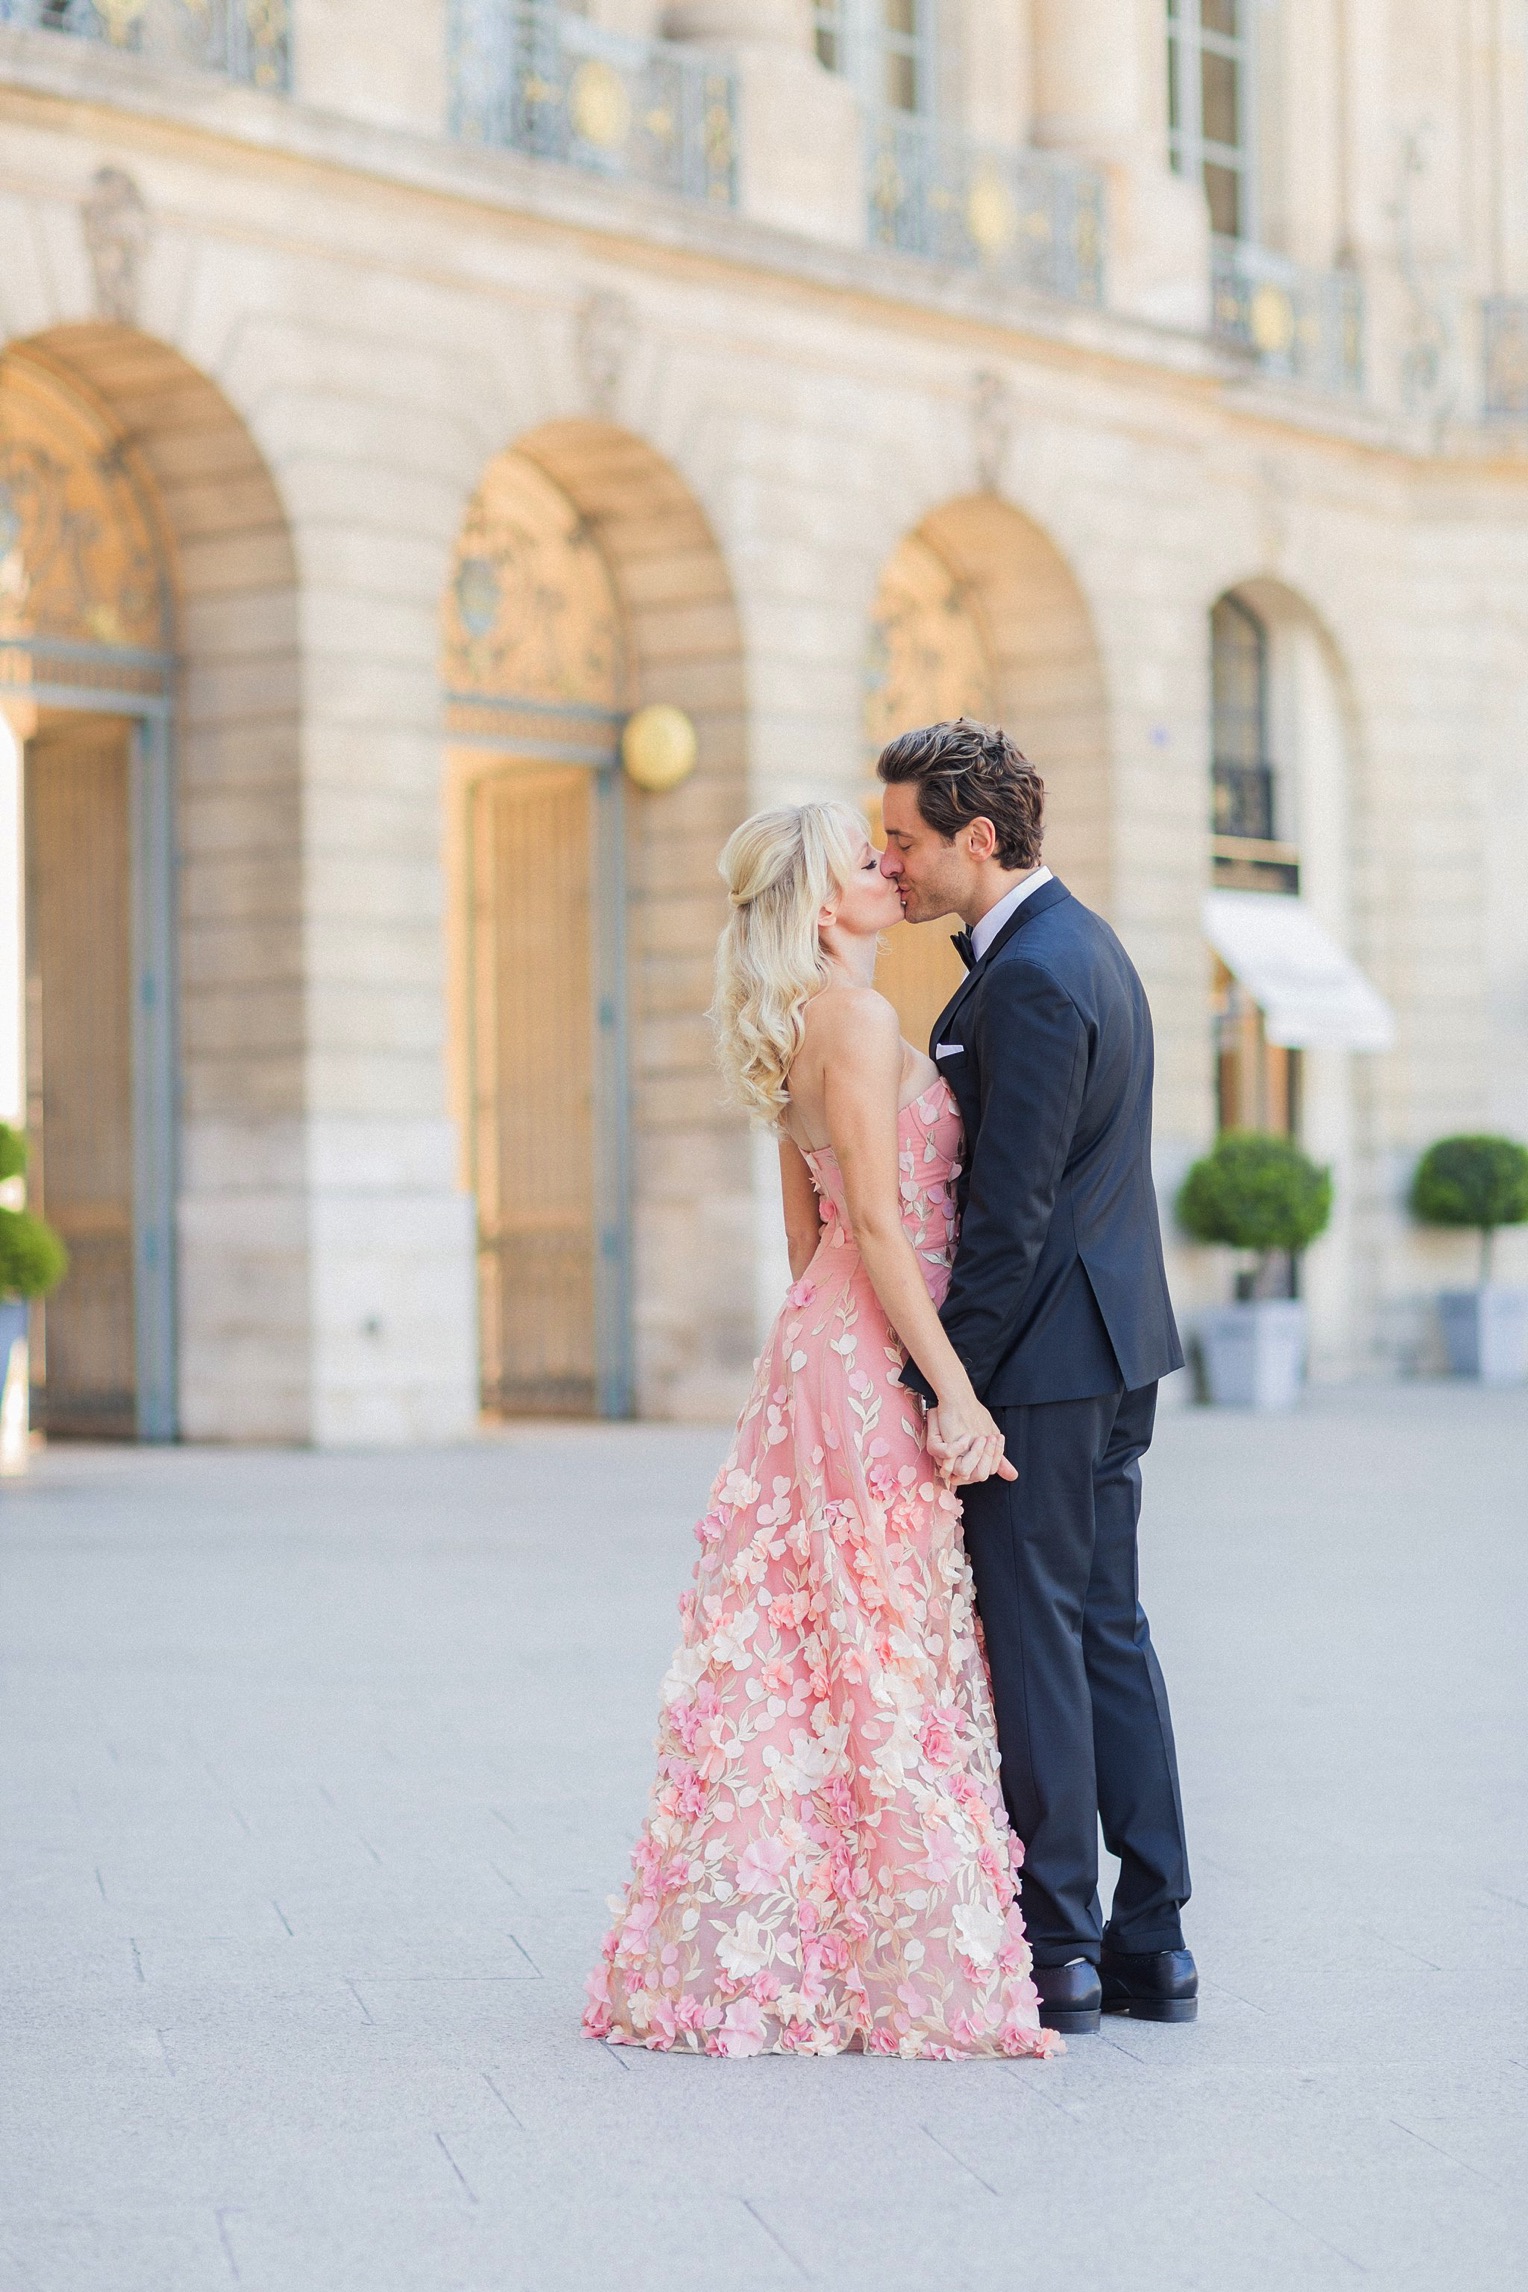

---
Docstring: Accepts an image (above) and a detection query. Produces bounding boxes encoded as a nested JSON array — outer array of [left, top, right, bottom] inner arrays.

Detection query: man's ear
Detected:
[[965, 815, 998, 860]]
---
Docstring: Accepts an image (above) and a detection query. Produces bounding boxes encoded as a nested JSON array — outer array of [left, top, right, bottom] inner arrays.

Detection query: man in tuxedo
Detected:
[[878, 718, 1195, 2036]]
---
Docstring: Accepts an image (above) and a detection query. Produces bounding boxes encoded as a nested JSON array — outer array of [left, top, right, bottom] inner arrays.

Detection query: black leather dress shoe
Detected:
[[1032, 1959, 1101, 2035], [1099, 1945, 1198, 2023]]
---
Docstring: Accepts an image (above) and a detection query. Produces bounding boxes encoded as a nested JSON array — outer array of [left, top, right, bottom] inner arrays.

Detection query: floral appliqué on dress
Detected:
[[584, 1080, 1060, 2060]]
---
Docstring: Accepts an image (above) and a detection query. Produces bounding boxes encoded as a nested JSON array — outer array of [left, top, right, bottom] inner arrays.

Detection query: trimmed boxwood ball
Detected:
[[0, 1208, 68, 1301], [1410, 1133, 1528, 1284], [1178, 1130, 1334, 1258], [0, 1123, 70, 1301]]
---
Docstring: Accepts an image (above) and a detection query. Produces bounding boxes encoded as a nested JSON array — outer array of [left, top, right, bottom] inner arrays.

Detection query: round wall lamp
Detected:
[[622, 703, 698, 793]]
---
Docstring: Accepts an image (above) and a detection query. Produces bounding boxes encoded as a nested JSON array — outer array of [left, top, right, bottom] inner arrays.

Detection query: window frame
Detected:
[[1167, 0, 1257, 243], [814, 0, 940, 118]]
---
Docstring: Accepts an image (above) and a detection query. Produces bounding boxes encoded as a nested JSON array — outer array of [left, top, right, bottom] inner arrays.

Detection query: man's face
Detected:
[[879, 781, 981, 924]]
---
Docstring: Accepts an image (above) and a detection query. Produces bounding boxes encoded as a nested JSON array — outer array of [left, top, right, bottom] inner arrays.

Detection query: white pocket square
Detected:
[[934, 1043, 964, 1058]]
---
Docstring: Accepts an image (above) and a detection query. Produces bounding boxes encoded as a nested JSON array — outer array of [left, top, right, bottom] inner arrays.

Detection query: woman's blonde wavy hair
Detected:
[[711, 800, 867, 1124]]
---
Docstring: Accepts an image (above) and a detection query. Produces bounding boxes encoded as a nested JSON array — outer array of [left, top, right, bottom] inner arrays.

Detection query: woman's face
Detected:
[[822, 837, 906, 942]]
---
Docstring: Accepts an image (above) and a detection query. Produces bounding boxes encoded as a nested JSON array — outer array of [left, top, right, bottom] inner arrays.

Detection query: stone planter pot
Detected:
[[1198, 1299, 1307, 1412], [1437, 1287, 1528, 1386], [0, 1297, 28, 1477]]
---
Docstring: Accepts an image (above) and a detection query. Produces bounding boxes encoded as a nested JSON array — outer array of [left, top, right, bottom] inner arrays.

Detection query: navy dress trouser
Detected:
[[957, 1381, 1191, 1966]]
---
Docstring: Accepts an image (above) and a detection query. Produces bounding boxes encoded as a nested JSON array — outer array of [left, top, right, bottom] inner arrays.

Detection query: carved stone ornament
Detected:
[[971, 368, 1013, 494], [82, 168, 152, 326], [577, 290, 638, 419]]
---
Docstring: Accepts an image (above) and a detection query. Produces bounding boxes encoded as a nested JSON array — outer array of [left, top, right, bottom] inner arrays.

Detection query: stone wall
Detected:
[[0, 3, 1524, 1437]]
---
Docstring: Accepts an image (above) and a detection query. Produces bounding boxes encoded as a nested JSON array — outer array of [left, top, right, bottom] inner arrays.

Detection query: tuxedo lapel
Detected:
[[925, 877, 1072, 1056], [929, 963, 981, 1058]]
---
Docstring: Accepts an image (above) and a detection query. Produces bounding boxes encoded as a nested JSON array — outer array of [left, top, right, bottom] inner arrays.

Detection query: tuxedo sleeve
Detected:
[[901, 958, 1088, 1404]]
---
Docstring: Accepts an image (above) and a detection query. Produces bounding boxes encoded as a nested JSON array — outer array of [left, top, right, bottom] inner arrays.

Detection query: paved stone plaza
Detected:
[[2, 1385, 1526, 2292]]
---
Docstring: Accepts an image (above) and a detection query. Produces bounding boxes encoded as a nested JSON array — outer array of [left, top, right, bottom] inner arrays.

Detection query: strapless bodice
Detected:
[[802, 1077, 963, 1285]]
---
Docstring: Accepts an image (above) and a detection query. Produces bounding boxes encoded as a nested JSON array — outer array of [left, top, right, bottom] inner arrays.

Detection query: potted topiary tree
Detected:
[[1410, 1134, 1528, 1386], [0, 1123, 69, 1471], [1178, 1130, 1334, 1411]]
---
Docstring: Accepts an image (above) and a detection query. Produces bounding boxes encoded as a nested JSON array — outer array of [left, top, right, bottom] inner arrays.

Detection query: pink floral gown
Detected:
[[584, 1078, 1059, 2061]]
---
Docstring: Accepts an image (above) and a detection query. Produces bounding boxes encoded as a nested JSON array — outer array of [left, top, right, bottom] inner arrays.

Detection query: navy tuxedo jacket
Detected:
[[902, 876, 1184, 1408]]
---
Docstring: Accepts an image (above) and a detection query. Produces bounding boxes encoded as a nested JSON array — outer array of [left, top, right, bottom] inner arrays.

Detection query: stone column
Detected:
[[962, 0, 1033, 152], [1032, 0, 1142, 153], [663, 1, 811, 45], [1031, 0, 1210, 329], [297, 0, 449, 135], [664, 0, 862, 245]]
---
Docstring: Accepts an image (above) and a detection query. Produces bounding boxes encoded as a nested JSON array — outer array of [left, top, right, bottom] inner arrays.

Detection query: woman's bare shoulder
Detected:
[[801, 982, 901, 1046]]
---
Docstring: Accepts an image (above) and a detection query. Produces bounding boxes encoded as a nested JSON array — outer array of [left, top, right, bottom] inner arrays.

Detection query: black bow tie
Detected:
[[952, 930, 975, 971]]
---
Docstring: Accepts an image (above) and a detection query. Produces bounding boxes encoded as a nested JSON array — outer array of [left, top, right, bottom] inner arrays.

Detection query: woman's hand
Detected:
[[925, 1392, 1017, 1487]]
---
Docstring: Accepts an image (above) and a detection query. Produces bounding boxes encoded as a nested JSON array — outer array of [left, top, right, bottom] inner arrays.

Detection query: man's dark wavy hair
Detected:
[[876, 718, 1045, 871]]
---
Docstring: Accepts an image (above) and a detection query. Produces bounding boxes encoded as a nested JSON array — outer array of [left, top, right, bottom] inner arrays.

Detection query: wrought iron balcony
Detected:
[[449, 0, 738, 210], [1211, 237, 1362, 394], [1212, 759, 1275, 843], [0, 0, 289, 89], [865, 109, 1105, 305], [1481, 297, 1528, 419], [1212, 762, 1298, 894]]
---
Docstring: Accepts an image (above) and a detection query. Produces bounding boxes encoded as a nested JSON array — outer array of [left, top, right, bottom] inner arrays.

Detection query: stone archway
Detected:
[[442, 420, 748, 1422], [864, 493, 1111, 1045], [0, 325, 300, 1440]]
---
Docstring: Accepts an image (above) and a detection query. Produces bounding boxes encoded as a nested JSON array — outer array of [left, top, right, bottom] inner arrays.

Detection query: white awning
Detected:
[[1204, 890, 1395, 1051]]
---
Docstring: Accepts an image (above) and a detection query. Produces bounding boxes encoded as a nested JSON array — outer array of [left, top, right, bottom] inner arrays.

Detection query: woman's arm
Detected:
[[815, 991, 1014, 1484], [778, 1135, 824, 1283]]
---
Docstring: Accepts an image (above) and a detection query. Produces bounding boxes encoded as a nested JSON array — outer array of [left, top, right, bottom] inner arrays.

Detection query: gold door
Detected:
[[25, 714, 137, 1438], [471, 764, 597, 1416]]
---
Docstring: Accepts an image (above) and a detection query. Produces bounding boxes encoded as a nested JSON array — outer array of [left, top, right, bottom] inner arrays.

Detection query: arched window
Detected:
[[1209, 590, 1300, 1141], [1211, 592, 1271, 838], [815, 0, 938, 115], [1167, 0, 1255, 241], [1211, 592, 1297, 890]]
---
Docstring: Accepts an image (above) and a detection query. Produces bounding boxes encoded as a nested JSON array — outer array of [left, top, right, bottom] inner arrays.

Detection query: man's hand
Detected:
[[926, 1400, 1018, 1488]]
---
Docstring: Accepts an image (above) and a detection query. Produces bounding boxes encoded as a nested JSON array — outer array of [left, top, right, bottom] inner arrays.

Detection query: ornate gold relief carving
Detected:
[[0, 354, 170, 659], [864, 530, 996, 760], [444, 452, 625, 709]]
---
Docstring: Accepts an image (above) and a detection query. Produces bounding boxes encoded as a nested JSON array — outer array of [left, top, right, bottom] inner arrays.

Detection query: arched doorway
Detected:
[[864, 495, 1110, 1046], [0, 346, 176, 1438], [444, 449, 631, 1419], [2, 325, 300, 1444], [443, 424, 749, 1421]]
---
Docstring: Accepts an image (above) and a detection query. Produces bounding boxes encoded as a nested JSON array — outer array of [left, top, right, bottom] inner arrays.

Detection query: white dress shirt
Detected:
[[969, 866, 1053, 963]]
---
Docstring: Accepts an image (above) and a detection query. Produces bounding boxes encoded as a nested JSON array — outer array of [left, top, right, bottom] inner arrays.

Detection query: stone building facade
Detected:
[[0, 0, 1525, 1444]]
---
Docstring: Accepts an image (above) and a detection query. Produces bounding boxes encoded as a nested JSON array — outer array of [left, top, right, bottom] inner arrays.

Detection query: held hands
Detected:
[[925, 1392, 1018, 1488]]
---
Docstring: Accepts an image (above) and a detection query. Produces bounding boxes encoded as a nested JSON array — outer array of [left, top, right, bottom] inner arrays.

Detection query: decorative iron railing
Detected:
[[449, 0, 738, 210], [1211, 236, 1363, 394], [1481, 297, 1528, 419], [865, 110, 1105, 305], [1212, 759, 1275, 844], [0, 0, 289, 89]]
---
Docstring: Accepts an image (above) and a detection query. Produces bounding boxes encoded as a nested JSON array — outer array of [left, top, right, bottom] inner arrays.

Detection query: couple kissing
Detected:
[[585, 718, 1194, 2060]]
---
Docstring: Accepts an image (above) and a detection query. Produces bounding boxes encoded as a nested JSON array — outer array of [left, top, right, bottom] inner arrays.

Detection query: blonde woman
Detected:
[[583, 799, 1058, 2061]]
